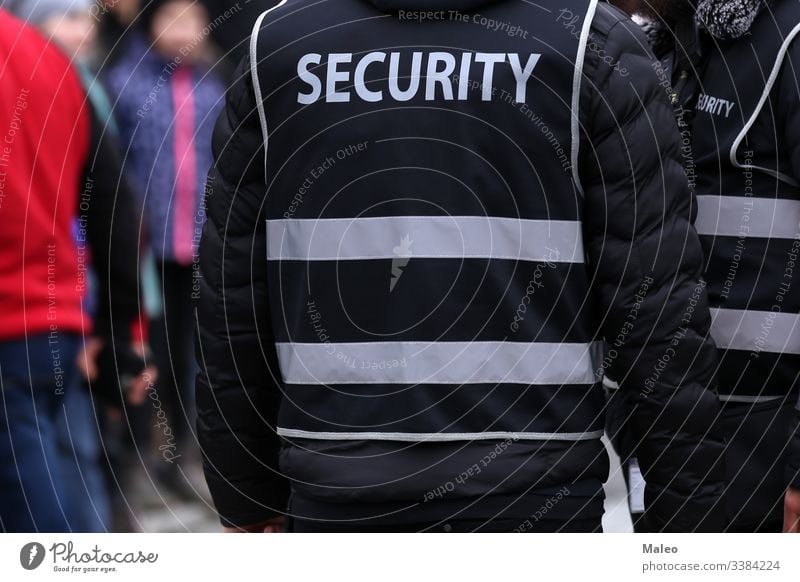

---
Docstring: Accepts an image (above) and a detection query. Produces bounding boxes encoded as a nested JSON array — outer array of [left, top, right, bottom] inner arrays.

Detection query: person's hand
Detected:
[[224, 516, 286, 533], [126, 341, 157, 406], [76, 338, 157, 406], [126, 364, 157, 405], [77, 337, 104, 382], [784, 487, 800, 533]]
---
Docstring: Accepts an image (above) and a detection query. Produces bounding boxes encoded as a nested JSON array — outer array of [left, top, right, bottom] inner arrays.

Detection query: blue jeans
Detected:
[[55, 376, 111, 532], [0, 333, 109, 532]]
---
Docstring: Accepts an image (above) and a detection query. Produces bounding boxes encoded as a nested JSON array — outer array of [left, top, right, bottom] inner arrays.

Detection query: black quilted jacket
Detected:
[[196, 0, 726, 531]]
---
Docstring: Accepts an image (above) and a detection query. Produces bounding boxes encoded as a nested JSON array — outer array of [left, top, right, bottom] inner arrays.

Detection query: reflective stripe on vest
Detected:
[[267, 216, 584, 262], [276, 427, 605, 442], [710, 307, 800, 354], [718, 394, 784, 404], [695, 195, 800, 239], [276, 340, 602, 385]]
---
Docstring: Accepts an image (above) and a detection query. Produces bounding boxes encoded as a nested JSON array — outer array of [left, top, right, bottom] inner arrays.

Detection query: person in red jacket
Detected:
[[0, 8, 149, 532]]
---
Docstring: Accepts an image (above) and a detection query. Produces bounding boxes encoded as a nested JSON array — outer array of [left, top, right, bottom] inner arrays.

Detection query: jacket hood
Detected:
[[366, 0, 502, 11]]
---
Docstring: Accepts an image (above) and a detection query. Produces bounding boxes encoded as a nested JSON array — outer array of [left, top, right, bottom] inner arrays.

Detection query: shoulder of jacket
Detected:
[[587, 2, 654, 67], [590, 2, 633, 36], [254, 0, 317, 29], [589, 2, 653, 56], [770, 0, 800, 19]]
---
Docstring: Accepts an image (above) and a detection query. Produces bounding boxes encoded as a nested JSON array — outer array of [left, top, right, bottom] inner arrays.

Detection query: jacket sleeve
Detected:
[[83, 104, 142, 346], [789, 394, 800, 490], [780, 39, 800, 491], [196, 56, 289, 527], [580, 6, 726, 531]]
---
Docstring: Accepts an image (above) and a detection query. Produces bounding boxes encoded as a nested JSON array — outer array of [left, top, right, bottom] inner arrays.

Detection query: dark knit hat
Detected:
[[138, 0, 206, 33]]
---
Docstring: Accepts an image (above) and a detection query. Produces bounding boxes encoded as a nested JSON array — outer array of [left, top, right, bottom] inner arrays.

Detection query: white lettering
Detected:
[[326, 53, 352, 103], [425, 52, 457, 101], [354, 51, 386, 102], [297, 53, 322, 104], [474, 52, 506, 101], [295, 52, 542, 104], [389, 52, 422, 101], [507, 53, 541, 103], [457, 52, 473, 100], [724, 100, 735, 118]]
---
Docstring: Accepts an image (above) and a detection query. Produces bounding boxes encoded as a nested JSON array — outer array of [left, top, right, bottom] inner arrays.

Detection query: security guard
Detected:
[[611, 0, 800, 533], [196, 0, 725, 532]]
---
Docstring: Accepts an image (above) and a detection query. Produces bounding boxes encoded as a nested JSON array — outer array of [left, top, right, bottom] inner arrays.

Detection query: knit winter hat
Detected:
[[138, 0, 207, 34], [4, 0, 93, 24], [695, 0, 767, 39]]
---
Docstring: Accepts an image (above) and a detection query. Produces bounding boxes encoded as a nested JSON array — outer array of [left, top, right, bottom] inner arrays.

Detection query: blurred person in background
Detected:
[[105, 0, 224, 499], [199, 0, 280, 80], [96, 0, 142, 67], [0, 7, 149, 532], [5, 0, 161, 532], [609, 0, 800, 533]]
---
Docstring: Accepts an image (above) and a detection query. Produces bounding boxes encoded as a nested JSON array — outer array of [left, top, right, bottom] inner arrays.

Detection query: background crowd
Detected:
[[0, 0, 278, 532]]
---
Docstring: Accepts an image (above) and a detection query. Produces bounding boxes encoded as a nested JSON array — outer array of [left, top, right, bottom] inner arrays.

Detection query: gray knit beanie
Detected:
[[695, 0, 768, 39], [3, 0, 94, 24]]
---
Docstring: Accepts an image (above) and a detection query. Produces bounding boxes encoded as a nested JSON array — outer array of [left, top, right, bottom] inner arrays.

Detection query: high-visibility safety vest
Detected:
[[692, 0, 800, 402], [251, 0, 604, 443]]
